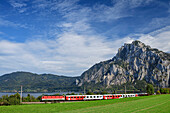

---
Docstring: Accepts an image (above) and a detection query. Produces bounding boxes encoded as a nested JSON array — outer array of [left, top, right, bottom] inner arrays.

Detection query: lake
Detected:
[[0, 92, 81, 98]]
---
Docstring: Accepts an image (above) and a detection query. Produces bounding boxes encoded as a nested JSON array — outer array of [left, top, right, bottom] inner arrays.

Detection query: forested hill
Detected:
[[0, 72, 80, 92]]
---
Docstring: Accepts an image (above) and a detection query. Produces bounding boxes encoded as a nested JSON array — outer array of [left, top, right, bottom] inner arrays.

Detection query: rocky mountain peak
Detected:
[[77, 40, 170, 88], [132, 40, 146, 47]]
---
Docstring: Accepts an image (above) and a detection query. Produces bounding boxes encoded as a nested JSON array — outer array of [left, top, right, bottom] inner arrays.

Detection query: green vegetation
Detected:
[[146, 84, 154, 95], [0, 71, 169, 94], [160, 88, 170, 94], [0, 72, 80, 92], [0, 94, 169, 113], [82, 80, 147, 94], [0, 93, 20, 105], [0, 93, 43, 105]]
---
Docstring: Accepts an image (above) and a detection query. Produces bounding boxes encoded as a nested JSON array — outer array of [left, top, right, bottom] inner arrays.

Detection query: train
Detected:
[[41, 93, 148, 101]]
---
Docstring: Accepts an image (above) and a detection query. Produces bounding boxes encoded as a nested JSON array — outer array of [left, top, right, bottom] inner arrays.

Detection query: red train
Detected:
[[41, 93, 147, 101]]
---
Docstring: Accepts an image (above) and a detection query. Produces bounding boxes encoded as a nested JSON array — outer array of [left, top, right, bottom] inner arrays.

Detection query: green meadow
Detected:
[[0, 94, 169, 113]]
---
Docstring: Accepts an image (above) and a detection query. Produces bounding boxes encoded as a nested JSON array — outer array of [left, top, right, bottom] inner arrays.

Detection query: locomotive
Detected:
[[41, 93, 148, 101]]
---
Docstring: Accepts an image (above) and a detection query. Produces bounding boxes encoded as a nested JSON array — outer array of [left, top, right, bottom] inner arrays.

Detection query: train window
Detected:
[[97, 96, 99, 98], [77, 97, 79, 98], [87, 96, 89, 98], [94, 96, 96, 98], [90, 96, 92, 98]]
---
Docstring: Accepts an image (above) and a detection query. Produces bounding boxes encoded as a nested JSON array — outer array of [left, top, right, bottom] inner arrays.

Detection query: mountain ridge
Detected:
[[77, 40, 170, 88], [0, 71, 80, 92]]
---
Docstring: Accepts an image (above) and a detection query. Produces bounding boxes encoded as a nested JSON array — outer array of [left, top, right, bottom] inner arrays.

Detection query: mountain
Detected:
[[1, 40, 169, 93], [77, 40, 170, 89], [0, 72, 80, 92]]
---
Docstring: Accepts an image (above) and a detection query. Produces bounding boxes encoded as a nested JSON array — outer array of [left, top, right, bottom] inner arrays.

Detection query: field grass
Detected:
[[0, 94, 169, 113]]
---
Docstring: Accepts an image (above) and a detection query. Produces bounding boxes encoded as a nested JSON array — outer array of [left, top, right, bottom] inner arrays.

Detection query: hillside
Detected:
[[0, 72, 80, 92], [77, 40, 170, 89]]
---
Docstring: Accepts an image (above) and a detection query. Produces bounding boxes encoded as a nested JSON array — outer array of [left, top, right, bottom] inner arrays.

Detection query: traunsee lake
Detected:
[[0, 92, 81, 98]]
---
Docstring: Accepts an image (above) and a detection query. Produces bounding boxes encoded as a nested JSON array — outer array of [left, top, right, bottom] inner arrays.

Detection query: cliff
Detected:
[[77, 40, 170, 88]]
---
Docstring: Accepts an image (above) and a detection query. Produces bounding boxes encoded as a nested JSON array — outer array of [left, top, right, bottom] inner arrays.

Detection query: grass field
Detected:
[[0, 94, 169, 113]]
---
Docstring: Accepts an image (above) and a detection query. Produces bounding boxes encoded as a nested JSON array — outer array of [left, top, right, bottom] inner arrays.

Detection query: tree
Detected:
[[36, 95, 42, 101], [86, 91, 94, 95], [146, 84, 154, 95], [164, 88, 169, 94], [160, 88, 164, 94]]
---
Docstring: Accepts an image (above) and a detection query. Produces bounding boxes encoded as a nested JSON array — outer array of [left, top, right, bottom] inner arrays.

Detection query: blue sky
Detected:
[[0, 0, 170, 76]]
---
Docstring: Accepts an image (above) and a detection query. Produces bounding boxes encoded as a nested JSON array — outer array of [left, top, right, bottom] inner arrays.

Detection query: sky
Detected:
[[0, 0, 170, 76]]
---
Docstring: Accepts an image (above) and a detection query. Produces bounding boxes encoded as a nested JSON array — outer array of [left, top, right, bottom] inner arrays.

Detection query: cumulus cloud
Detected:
[[0, 33, 115, 76]]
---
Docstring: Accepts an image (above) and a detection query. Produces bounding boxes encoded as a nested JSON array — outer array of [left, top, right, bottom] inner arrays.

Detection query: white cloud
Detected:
[[149, 25, 170, 36], [10, 2, 27, 8], [0, 18, 27, 28], [91, 0, 154, 22], [0, 26, 169, 76], [9, 0, 28, 13], [0, 33, 115, 76], [138, 31, 170, 52]]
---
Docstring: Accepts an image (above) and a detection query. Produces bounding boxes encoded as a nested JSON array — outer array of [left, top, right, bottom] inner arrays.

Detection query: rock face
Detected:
[[77, 40, 170, 88]]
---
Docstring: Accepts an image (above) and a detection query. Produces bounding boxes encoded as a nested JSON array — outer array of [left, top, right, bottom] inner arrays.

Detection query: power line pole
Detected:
[[20, 85, 22, 103], [125, 86, 126, 94]]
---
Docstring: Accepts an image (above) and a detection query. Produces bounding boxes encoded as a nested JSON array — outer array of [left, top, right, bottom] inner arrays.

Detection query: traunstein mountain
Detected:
[[77, 40, 170, 88]]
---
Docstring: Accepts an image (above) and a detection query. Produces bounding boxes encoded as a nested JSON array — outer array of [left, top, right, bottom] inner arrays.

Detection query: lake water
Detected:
[[0, 92, 81, 98]]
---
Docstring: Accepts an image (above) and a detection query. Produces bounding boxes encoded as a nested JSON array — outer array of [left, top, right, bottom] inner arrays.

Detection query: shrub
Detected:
[[156, 90, 161, 94], [164, 88, 169, 94], [160, 88, 164, 94]]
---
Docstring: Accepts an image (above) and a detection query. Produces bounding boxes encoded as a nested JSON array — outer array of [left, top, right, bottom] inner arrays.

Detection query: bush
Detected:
[[8, 97, 20, 105], [156, 90, 161, 94], [0, 93, 21, 105], [164, 88, 169, 94], [160, 88, 164, 94]]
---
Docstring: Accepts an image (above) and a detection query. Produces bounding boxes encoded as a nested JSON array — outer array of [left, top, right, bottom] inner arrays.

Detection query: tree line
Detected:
[[146, 84, 170, 95], [0, 84, 169, 105], [0, 93, 42, 105]]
